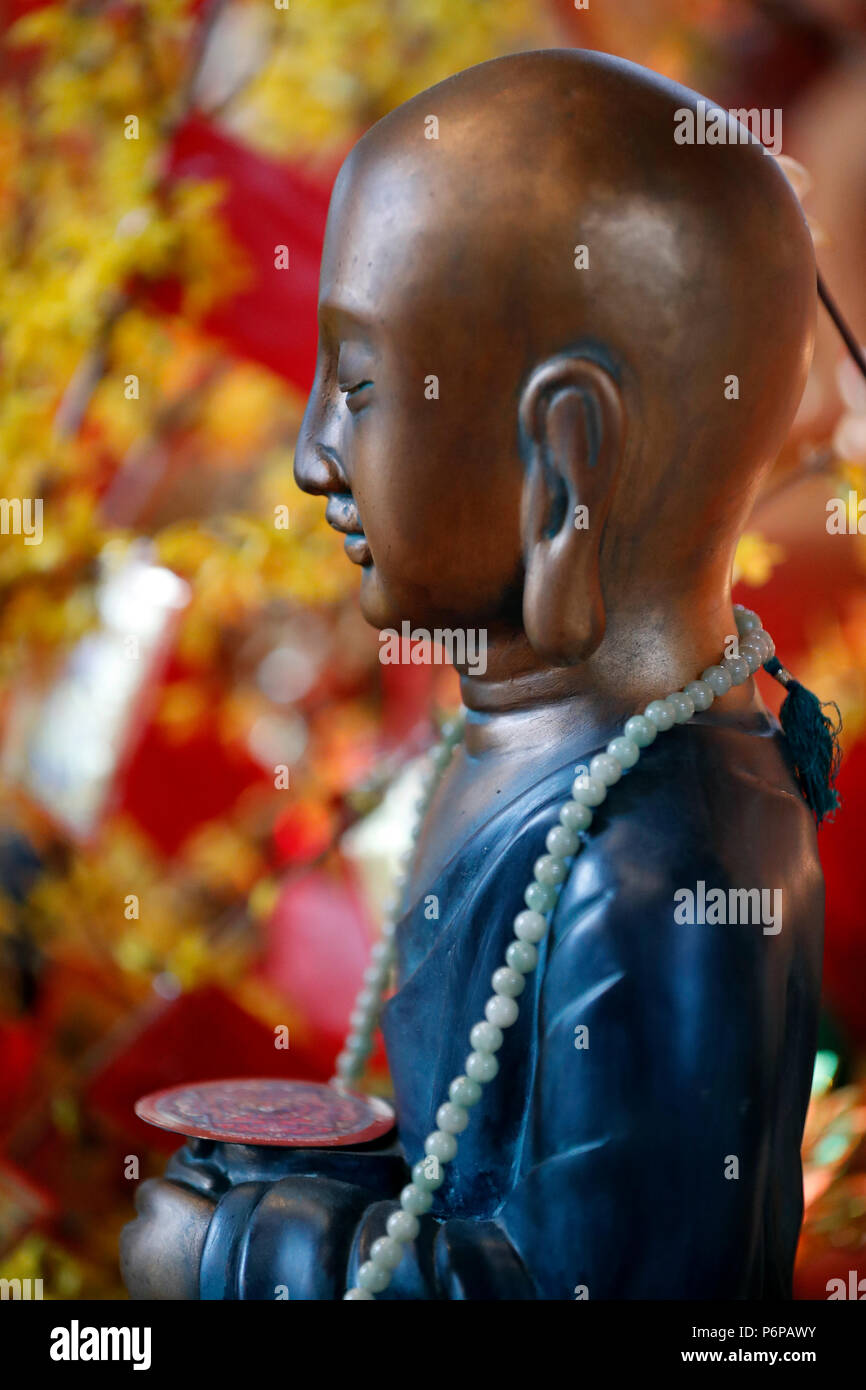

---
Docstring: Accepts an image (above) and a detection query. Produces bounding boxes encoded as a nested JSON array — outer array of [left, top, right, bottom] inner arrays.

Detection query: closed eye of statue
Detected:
[[340, 380, 374, 411]]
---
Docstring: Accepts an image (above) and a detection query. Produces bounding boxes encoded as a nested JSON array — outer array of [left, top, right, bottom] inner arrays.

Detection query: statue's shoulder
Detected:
[[549, 715, 823, 983]]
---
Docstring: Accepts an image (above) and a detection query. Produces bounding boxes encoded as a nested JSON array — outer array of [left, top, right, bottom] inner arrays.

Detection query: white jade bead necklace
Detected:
[[338, 604, 774, 1298]]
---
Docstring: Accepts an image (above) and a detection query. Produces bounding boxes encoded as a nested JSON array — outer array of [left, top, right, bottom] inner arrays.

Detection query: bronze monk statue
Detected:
[[121, 48, 824, 1300]]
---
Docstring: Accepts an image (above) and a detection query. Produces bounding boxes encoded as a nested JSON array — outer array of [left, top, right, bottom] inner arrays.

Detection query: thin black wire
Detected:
[[817, 271, 866, 383]]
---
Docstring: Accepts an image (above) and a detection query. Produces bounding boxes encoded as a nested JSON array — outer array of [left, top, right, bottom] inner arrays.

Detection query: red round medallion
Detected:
[[134, 1077, 395, 1147]]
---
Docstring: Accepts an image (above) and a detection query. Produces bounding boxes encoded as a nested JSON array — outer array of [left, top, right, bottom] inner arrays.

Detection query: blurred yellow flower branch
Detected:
[[0, 0, 251, 664]]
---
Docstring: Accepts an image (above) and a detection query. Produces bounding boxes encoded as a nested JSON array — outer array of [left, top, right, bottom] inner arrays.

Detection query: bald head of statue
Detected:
[[295, 48, 814, 701]]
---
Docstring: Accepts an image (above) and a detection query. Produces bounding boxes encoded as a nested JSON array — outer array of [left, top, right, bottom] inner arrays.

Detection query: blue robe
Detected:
[[168, 704, 823, 1299]]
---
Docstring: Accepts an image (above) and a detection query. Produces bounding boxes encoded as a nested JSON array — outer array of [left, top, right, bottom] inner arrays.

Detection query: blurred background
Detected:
[[0, 0, 864, 1301]]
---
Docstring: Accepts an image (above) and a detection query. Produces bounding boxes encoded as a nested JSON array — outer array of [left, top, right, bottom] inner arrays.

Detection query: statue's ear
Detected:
[[518, 355, 624, 664]]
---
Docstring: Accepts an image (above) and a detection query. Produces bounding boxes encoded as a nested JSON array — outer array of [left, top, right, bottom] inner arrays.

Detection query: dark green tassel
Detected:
[[764, 657, 842, 826]]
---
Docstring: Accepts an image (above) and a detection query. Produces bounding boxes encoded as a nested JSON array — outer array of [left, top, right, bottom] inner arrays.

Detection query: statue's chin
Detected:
[[358, 567, 485, 640], [357, 566, 398, 632]]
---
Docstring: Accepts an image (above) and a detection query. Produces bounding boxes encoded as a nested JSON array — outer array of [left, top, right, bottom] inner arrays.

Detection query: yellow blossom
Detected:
[[733, 532, 785, 588]]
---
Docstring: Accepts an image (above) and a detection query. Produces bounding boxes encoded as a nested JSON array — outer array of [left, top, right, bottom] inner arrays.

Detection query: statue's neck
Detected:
[[457, 598, 756, 757]]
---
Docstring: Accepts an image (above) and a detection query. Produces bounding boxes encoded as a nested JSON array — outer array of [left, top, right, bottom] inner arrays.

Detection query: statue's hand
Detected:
[[120, 1178, 215, 1300]]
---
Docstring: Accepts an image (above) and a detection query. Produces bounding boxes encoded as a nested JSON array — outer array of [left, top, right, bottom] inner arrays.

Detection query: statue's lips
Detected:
[[325, 493, 372, 567], [343, 534, 371, 566]]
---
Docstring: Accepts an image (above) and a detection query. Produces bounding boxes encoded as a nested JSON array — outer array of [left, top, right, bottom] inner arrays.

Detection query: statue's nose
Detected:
[[294, 429, 348, 498]]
